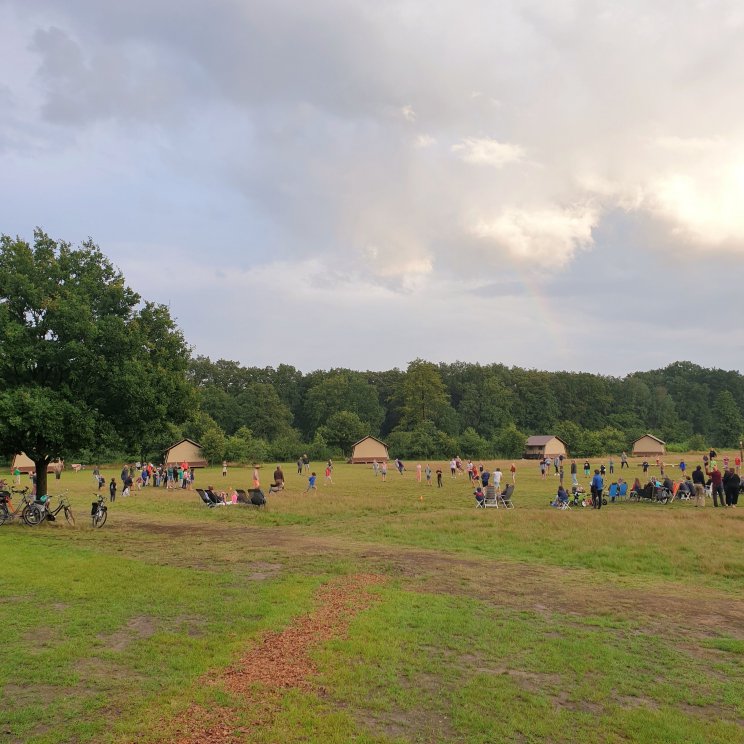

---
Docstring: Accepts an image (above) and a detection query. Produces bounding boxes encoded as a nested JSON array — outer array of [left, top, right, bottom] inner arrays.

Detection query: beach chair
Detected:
[[248, 488, 266, 507], [497, 484, 515, 509], [616, 482, 628, 501], [607, 483, 618, 502], [482, 484, 499, 508], [196, 488, 219, 508]]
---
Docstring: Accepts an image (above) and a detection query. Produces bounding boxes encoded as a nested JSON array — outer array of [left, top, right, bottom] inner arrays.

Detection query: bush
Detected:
[[493, 425, 526, 458], [458, 427, 490, 459]]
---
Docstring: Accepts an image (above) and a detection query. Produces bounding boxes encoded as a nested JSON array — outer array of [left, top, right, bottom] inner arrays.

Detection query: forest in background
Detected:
[[146, 358, 744, 465]]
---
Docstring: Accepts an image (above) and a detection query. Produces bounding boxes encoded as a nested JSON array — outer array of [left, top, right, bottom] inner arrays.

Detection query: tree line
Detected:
[[1, 232, 743, 489], [182, 357, 744, 464]]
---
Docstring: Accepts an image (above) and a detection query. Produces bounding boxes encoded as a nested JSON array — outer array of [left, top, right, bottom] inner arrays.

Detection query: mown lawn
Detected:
[[1, 458, 742, 743]]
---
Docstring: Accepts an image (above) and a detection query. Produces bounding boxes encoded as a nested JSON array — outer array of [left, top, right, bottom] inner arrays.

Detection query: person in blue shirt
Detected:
[[304, 472, 317, 493], [590, 469, 604, 509]]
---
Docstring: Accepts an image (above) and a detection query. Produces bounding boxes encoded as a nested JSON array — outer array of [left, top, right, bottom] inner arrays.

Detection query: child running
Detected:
[[304, 472, 318, 493]]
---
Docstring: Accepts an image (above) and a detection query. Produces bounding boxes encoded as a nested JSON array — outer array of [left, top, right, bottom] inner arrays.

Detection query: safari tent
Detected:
[[350, 436, 389, 464], [11, 453, 64, 474], [163, 438, 208, 468], [523, 435, 568, 460], [631, 434, 666, 457]]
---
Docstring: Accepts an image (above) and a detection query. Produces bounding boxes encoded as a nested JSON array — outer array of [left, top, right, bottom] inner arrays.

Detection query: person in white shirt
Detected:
[[492, 467, 503, 491]]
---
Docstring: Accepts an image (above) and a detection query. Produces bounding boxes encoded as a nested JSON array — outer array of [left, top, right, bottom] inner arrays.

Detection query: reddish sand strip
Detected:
[[168, 573, 385, 744]]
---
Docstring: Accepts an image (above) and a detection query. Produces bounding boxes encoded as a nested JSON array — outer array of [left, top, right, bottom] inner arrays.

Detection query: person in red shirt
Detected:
[[706, 464, 726, 507]]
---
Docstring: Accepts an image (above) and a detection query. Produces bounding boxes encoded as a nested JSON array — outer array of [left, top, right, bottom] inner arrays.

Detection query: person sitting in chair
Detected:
[[268, 481, 284, 494], [551, 486, 569, 508], [473, 486, 485, 505], [205, 486, 222, 505]]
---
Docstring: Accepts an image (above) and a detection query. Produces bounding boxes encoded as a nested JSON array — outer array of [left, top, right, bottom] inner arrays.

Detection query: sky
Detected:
[[1, 0, 743, 376]]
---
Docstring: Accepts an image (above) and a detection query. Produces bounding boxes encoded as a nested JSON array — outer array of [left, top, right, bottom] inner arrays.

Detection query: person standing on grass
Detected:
[[481, 468, 490, 488], [735, 455, 741, 474], [570, 459, 578, 488], [723, 468, 740, 507], [540, 459, 546, 480], [416, 463, 422, 483], [450, 458, 457, 478], [13, 466, 20, 485], [692, 465, 706, 506], [304, 472, 317, 493], [466, 460, 473, 481], [642, 460, 649, 475], [302, 453, 310, 472], [395, 458, 405, 475], [609, 458, 614, 475], [591, 469, 604, 510], [583, 460, 591, 477], [380, 461, 387, 481], [222, 460, 227, 477], [109, 477, 117, 503], [679, 459, 686, 476], [425, 464, 432, 486], [297, 457, 303, 475], [492, 467, 503, 492], [372, 460, 379, 477], [252, 466, 260, 489], [553, 457, 559, 475], [706, 463, 725, 507], [510, 463, 516, 483], [324, 465, 333, 485], [436, 467, 443, 487]]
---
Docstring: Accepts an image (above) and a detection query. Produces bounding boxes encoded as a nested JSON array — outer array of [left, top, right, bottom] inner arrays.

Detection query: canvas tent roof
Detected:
[[632, 434, 665, 445], [526, 435, 567, 446]]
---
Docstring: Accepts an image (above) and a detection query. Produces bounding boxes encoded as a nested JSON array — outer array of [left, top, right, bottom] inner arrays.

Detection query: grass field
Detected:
[[1, 457, 743, 743]]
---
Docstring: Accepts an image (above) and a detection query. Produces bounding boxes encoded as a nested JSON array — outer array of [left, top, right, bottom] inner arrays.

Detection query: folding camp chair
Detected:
[[617, 482, 628, 501], [482, 484, 499, 508], [497, 484, 515, 509], [196, 488, 220, 508], [607, 483, 618, 502]]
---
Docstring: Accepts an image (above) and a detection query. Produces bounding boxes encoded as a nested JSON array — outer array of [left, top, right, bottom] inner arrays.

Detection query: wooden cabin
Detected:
[[350, 436, 389, 464], [163, 438, 208, 468], [11, 453, 64, 474], [523, 435, 568, 460], [631, 434, 666, 457]]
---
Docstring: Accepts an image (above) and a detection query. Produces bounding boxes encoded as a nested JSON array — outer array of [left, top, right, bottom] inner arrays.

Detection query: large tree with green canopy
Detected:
[[0, 230, 194, 497]]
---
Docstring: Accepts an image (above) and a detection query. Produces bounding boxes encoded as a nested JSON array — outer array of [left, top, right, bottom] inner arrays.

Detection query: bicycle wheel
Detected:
[[92, 507, 107, 528], [0, 504, 9, 526], [23, 505, 45, 526], [64, 507, 75, 526]]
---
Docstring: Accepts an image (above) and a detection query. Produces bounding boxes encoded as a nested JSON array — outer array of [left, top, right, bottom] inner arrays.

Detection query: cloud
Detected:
[[414, 134, 436, 148], [470, 205, 598, 265], [452, 137, 525, 167], [2, 0, 744, 373]]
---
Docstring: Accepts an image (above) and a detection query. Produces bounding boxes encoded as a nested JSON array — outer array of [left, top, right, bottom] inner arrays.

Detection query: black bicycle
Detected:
[[25, 491, 75, 527], [90, 493, 108, 528]]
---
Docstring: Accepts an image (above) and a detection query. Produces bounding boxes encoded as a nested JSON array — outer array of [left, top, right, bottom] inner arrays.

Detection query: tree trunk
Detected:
[[34, 458, 50, 499]]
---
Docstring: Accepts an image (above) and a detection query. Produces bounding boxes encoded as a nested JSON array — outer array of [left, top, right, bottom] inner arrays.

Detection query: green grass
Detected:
[[1, 457, 743, 742]]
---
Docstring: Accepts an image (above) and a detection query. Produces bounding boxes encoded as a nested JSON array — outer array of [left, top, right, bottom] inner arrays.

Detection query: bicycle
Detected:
[[90, 493, 108, 528], [0, 487, 38, 526], [25, 491, 75, 527]]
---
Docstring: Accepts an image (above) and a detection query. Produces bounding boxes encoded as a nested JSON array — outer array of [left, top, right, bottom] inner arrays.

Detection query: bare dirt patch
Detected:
[[119, 516, 744, 637], [165, 573, 385, 744], [99, 615, 158, 652]]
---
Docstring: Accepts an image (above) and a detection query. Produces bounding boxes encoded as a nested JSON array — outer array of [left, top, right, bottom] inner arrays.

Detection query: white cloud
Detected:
[[401, 104, 416, 122], [414, 133, 436, 148], [470, 205, 598, 265], [452, 137, 525, 167]]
